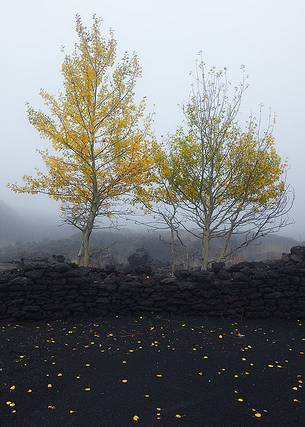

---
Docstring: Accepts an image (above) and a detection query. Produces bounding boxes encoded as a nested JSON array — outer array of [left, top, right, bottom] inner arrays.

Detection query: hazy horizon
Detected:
[[1, 0, 305, 239]]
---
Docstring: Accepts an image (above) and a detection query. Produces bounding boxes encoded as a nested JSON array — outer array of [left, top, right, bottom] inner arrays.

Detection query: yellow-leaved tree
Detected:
[[159, 59, 293, 270], [9, 15, 154, 266]]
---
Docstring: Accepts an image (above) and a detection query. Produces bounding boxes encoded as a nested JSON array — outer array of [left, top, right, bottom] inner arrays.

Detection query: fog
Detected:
[[1, 0, 305, 239]]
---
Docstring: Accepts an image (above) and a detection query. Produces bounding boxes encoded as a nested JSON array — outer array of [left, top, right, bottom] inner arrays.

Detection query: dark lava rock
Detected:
[[127, 248, 151, 273], [8, 276, 33, 287], [52, 255, 65, 263], [160, 277, 176, 285], [134, 265, 152, 275], [188, 271, 214, 283], [174, 270, 190, 279], [290, 246, 305, 258], [211, 262, 225, 273]]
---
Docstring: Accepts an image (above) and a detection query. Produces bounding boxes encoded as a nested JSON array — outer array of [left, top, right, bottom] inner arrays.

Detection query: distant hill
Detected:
[[0, 200, 70, 246], [0, 200, 300, 264], [0, 223, 300, 266], [0, 200, 30, 245], [231, 234, 298, 262]]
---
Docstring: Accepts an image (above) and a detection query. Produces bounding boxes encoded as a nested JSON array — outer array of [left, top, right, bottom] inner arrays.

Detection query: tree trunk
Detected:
[[82, 229, 91, 266], [218, 214, 239, 262], [76, 228, 93, 267], [76, 236, 85, 266], [218, 236, 230, 262], [170, 228, 176, 275], [185, 246, 190, 270], [201, 230, 209, 271], [76, 209, 96, 267]]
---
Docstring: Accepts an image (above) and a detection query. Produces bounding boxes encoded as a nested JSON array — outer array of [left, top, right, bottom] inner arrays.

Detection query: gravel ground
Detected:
[[0, 314, 304, 426]]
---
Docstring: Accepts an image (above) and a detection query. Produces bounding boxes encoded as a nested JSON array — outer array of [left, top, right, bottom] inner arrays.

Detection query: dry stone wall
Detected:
[[1, 247, 305, 322]]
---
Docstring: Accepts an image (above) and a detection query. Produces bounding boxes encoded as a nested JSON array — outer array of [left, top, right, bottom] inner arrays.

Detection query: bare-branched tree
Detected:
[[162, 57, 293, 269]]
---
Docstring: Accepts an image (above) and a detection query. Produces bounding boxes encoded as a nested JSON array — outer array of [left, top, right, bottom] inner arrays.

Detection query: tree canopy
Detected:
[[9, 15, 154, 266]]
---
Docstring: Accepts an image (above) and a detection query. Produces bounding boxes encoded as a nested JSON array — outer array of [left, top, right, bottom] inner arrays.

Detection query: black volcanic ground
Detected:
[[0, 315, 304, 426]]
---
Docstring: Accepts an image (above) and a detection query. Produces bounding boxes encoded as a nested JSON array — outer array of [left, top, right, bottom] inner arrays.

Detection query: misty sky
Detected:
[[1, 0, 304, 237]]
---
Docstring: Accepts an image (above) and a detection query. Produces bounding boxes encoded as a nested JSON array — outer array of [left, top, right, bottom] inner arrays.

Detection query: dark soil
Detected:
[[0, 314, 304, 426]]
